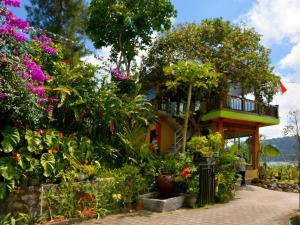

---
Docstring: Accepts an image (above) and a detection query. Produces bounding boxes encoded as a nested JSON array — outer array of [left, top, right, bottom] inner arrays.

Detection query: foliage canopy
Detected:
[[87, 0, 177, 75], [141, 18, 279, 102]]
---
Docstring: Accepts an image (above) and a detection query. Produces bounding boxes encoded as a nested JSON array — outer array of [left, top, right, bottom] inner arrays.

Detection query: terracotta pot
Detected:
[[156, 173, 176, 195]]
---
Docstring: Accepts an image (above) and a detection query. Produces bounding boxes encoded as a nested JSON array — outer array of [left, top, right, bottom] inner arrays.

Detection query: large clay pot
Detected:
[[156, 173, 176, 195]]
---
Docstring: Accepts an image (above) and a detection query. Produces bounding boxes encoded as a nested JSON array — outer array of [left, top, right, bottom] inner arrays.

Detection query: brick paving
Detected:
[[79, 185, 298, 225]]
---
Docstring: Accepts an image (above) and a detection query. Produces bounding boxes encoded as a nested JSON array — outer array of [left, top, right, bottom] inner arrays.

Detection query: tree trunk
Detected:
[[182, 84, 192, 152]]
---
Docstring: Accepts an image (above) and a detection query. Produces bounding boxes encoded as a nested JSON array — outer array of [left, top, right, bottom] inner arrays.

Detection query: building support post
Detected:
[[252, 125, 260, 169], [215, 119, 224, 146]]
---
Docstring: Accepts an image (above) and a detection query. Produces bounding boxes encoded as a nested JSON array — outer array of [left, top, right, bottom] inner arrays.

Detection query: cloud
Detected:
[[238, 0, 300, 138], [260, 81, 300, 138], [81, 47, 111, 66], [240, 0, 300, 45], [279, 42, 300, 81]]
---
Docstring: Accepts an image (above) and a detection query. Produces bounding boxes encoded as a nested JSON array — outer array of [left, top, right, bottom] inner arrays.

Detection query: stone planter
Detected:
[[139, 192, 184, 212], [156, 173, 176, 196]]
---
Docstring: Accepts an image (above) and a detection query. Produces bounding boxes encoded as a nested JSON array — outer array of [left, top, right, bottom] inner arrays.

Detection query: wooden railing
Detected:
[[206, 95, 279, 118]]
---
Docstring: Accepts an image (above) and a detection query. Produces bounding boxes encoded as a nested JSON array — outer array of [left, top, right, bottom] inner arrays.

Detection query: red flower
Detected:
[[12, 151, 20, 161], [81, 193, 96, 202], [149, 144, 154, 149], [180, 167, 191, 179], [109, 121, 116, 133], [51, 146, 60, 154], [35, 128, 42, 135], [45, 129, 50, 135], [58, 131, 63, 140]]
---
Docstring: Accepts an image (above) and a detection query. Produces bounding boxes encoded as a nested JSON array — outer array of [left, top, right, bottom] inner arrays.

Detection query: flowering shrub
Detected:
[[0, 0, 59, 127]]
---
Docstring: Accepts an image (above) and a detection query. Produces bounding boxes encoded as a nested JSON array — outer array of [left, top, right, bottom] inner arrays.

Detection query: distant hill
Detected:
[[264, 136, 299, 162]]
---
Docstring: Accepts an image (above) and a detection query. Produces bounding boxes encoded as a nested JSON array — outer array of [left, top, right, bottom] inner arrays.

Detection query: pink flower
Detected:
[[35, 35, 58, 55], [48, 97, 59, 103], [6, 11, 29, 31], [35, 87, 46, 96], [1, 0, 20, 7], [111, 68, 129, 80], [0, 26, 9, 34], [11, 30, 28, 42], [22, 55, 45, 82], [0, 92, 7, 101], [40, 43, 57, 55]]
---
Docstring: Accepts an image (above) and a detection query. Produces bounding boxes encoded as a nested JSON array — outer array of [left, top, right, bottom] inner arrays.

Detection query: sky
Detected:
[[15, 0, 300, 139]]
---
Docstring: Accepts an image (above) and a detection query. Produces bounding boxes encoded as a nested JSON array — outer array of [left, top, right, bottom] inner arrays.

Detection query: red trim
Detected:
[[156, 124, 161, 148]]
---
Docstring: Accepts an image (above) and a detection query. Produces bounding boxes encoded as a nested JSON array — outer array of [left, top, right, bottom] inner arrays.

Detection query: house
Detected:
[[145, 83, 279, 179]]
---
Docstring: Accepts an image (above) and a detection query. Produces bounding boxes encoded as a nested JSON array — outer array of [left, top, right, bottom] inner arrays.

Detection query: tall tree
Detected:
[[141, 19, 279, 103], [26, 0, 88, 67], [86, 0, 177, 75], [164, 61, 220, 152], [283, 109, 300, 211]]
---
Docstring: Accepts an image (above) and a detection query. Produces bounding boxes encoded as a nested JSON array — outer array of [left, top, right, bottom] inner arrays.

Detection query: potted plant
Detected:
[[187, 133, 222, 163], [187, 136, 213, 162], [155, 157, 177, 196], [184, 174, 199, 208]]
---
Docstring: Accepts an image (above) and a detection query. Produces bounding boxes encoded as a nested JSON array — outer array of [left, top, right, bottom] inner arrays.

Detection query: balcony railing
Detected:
[[206, 95, 279, 118]]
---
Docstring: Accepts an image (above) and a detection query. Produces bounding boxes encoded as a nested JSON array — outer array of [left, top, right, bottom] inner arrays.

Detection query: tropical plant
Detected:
[[187, 132, 222, 157], [164, 61, 220, 152], [215, 144, 239, 203]]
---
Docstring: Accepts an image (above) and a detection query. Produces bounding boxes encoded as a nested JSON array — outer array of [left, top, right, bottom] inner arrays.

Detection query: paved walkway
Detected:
[[79, 185, 298, 225]]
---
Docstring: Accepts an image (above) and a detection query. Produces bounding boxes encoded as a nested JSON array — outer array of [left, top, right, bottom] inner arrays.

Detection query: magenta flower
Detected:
[[35, 35, 57, 55], [11, 30, 28, 42], [48, 97, 59, 103], [27, 82, 35, 92], [40, 43, 57, 55], [46, 107, 53, 113], [111, 68, 129, 80], [0, 93, 7, 101], [1, 0, 20, 7], [0, 26, 9, 34], [22, 54, 45, 82], [21, 73, 30, 79], [38, 98, 46, 106], [35, 87, 46, 96]]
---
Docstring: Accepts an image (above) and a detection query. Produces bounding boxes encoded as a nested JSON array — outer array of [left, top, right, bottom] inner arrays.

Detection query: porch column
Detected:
[[252, 125, 260, 169], [215, 119, 224, 146]]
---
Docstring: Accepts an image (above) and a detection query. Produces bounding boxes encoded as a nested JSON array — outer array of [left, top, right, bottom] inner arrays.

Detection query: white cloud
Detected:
[[261, 81, 300, 138], [238, 0, 300, 138], [241, 0, 300, 45], [81, 47, 111, 67], [280, 42, 300, 81]]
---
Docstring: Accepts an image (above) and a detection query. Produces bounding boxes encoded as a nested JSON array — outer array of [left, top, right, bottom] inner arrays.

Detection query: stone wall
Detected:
[[0, 185, 47, 218]]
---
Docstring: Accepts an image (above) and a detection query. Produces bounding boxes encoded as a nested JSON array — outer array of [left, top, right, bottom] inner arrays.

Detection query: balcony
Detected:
[[206, 95, 279, 118]]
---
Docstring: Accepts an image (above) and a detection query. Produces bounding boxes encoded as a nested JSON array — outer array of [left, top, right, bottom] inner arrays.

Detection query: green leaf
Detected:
[[25, 130, 43, 154], [0, 182, 9, 200], [41, 153, 55, 177], [263, 145, 281, 157], [1, 126, 20, 153]]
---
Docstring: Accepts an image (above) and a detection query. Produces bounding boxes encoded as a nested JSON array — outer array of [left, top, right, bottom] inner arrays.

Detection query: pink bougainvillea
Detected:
[[0, 0, 58, 113]]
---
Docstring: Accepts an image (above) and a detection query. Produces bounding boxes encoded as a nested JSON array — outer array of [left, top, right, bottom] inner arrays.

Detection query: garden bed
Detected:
[[251, 179, 299, 193]]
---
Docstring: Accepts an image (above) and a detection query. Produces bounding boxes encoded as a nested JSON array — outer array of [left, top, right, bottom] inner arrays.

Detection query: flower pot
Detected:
[[156, 173, 176, 196], [184, 193, 198, 208]]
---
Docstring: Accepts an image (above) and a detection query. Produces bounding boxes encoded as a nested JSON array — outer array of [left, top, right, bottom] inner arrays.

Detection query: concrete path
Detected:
[[79, 185, 298, 225]]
